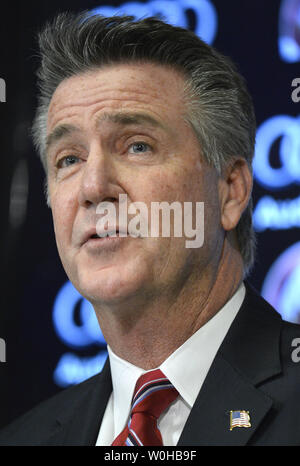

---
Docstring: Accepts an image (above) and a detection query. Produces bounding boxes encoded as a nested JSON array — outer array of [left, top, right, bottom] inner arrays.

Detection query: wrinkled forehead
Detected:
[[47, 62, 189, 133]]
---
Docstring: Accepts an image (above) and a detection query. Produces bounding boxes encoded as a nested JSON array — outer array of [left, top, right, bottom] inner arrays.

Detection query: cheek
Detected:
[[141, 165, 199, 201], [51, 193, 77, 251]]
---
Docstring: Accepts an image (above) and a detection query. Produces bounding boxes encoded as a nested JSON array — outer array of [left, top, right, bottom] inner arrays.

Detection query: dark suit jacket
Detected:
[[1, 282, 300, 446]]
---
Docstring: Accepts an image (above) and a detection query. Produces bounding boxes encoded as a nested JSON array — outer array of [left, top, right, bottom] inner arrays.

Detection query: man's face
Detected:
[[46, 63, 223, 306]]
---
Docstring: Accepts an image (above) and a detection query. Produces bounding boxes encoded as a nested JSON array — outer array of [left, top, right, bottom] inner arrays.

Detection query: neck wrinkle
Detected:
[[95, 235, 244, 370]]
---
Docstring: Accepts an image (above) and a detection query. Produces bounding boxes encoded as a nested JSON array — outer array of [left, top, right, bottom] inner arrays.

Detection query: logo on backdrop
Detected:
[[253, 115, 300, 232], [278, 0, 300, 63], [261, 242, 300, 324], [90, 0, 218, 45], [52, 281, 107, 387], [253, 114, 300, 190]]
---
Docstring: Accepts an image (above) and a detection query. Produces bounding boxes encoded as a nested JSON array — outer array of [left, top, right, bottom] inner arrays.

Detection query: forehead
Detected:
[[47, 62, 188, 133]]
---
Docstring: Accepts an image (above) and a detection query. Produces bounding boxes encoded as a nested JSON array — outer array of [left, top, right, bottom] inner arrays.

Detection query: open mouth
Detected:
[[90, 230, 122, 239], [81, 227, 135, 247], [88, 229, 126, 240]]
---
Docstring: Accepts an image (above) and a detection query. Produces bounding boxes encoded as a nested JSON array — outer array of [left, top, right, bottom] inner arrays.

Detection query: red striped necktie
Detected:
[[112, 368, 178, 446]]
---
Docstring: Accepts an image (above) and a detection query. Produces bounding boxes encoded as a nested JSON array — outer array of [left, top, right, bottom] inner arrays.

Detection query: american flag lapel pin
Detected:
[[230, 410, 251, 431]]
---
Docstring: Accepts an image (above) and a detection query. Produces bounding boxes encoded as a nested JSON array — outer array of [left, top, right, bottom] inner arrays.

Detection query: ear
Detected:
[[219, 159, 253, 232]]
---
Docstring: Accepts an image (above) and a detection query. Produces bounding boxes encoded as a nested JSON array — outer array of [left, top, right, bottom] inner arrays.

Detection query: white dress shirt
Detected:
[[96, 282, 246, 446]]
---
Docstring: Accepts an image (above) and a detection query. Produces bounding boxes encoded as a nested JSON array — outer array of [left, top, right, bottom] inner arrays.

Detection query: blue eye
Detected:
[[129, 142, 151, 154], [58, 155, 80, 168]]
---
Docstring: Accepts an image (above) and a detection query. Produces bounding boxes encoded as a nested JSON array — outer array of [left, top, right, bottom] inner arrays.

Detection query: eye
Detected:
[[57, 155, 80, 168], [128, 142, 151, 154]]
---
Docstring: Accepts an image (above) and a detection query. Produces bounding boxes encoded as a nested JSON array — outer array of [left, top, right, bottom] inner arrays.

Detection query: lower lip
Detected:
[[83, 234, 129, 249]]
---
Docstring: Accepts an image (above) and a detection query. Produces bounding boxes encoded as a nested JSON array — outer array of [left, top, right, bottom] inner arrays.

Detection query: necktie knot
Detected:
[[112, 368, 178, 446], [131, 369, 178, 419]]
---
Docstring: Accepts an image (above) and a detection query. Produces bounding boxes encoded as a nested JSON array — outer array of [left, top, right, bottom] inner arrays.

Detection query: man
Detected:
[[0, 11, 299, 446]]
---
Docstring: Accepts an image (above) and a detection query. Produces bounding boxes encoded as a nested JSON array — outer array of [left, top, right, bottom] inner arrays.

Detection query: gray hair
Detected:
[[31, 11, 257, 275]]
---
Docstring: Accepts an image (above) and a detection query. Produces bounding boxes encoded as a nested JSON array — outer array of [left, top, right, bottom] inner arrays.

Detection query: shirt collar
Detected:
[[108, 282, 246, 436], [107, 345, 145, 438], [160, 282, 246, 407]]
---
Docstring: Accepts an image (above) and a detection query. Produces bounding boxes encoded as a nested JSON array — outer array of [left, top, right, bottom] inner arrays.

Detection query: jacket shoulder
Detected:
[[247, 281, 300, 369], [0, 372, 103, 446]]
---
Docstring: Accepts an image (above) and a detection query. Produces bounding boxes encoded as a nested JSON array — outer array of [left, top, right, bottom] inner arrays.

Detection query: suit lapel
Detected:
[[178, 354, 273, 445], [178, 283, 282, 446], [47, 357, 112, 446]]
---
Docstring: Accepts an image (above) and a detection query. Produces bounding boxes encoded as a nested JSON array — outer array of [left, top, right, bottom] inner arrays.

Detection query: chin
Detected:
[[75, 266, 149, 306]]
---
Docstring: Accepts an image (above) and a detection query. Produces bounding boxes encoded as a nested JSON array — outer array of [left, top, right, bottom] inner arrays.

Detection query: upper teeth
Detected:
[[91, 232, 119, 238]]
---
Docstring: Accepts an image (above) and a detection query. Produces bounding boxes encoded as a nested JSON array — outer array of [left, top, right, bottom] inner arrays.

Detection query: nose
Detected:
[[78, 141, 121, 207]]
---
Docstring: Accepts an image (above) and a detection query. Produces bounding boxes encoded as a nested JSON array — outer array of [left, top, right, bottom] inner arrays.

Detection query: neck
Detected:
[[94, 236, 244, 370]]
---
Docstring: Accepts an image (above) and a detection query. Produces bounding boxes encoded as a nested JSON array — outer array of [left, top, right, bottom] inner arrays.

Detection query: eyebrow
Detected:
[[95, 111, 167, 130], [45, 123, 79, 152], [45, 111, 168, 154]]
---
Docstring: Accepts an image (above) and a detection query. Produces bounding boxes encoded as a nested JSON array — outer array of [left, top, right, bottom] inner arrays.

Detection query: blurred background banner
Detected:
[[0, 0, 299, 429]]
